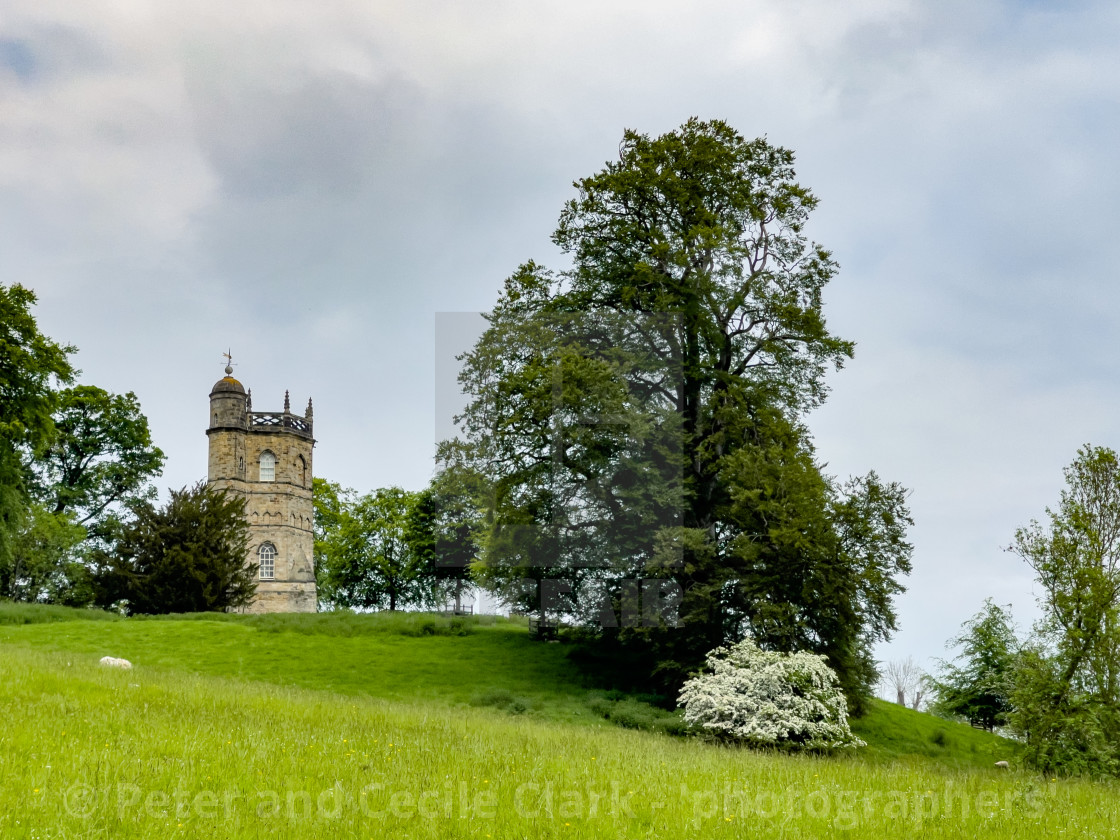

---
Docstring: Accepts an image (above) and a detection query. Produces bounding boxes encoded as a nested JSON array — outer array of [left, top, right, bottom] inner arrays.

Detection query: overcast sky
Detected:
[[4, 0, 1119, 672]]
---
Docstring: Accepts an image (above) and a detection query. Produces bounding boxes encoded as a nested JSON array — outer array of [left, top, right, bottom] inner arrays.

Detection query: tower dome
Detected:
[[210, 375, 245, 395], [211, 360, 246, 396], [209, 362, 248, 430]]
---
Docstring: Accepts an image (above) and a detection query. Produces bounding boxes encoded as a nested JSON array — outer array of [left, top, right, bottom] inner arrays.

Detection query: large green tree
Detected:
[[318, 486, 428, 611], [93, 481, 254, 614], [12, 385, 165, 604], [1, 504, 88, 604], [28, 385, 165, 538], [406, 466, 483, 613], [448, 120, 912, 701], [0, 284, 73, 572], [1009, 445, 1120, 775], [312, 477, 355, 601], [929, 599, 1017, 731]]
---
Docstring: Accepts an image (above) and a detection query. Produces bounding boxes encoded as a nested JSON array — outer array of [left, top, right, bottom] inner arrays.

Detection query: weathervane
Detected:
[[222, 349, 235, 376]]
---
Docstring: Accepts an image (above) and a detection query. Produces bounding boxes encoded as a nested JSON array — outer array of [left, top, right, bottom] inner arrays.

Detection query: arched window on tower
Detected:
[[258, 543, 276, 580], [259, 450, 276, 482], [297, 454, 306, 487]]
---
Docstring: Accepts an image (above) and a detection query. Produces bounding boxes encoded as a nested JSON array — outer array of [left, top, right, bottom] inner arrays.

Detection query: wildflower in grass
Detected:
[[678, 636, 864, 751]]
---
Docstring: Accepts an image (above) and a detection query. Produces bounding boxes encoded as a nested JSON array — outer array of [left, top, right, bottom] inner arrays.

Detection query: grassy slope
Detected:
[[850, 699, 1020, 770], [0, 604, 1018, 765], [0, 607, 605, 723], [3, 603, 1112, 838]]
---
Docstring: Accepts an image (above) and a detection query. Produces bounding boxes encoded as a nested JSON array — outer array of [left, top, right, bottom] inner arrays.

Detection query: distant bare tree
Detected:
[[882, 657, 925, 709], [911, 681, 926, 711]]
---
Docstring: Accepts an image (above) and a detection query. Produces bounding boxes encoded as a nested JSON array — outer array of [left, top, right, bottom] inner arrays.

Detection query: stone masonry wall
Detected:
[[208, 412, 317, 614]]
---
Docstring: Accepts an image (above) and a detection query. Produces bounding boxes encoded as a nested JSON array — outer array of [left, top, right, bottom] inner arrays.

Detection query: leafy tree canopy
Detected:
[[93, 481, 254, 615], [1008, 445, 1120, 775], [1, 504, 89, 605], [406, 465, 483, 613], [317, 485, 428, 611], [0, 284, 74, 450], [28, 385, 165, 537], [312, 477, 355, 601], [0, 283, 73, 569], [446, 119, 912, 703], [929, 599, 1017, 731]]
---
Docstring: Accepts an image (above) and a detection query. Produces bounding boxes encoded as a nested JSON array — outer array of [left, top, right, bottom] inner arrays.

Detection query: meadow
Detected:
[[1, 603, 1117, 838]]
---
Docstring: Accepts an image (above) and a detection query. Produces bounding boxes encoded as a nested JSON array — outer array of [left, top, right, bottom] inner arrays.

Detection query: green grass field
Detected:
[[2, 602, 1117, 838]]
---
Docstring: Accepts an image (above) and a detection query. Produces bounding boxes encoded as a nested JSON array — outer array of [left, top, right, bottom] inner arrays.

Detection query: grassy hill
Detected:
[[0, 606, 622, 726], [2, 602, 1117, 838]]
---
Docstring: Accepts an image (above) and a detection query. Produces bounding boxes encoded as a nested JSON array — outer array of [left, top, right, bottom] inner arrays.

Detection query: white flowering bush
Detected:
[[678, 637, 864, 751]]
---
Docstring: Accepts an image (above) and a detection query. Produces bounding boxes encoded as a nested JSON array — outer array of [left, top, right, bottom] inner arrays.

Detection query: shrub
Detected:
[[585, 693, 614, 718], [470, 689, 515, 708], [654, 713, 691, 737], [469, 689, 531, 715], [678, 637, 864, 751], [584, 690, 690, 735], [446, 617, 472, 636], [607, 700, 657, 730]]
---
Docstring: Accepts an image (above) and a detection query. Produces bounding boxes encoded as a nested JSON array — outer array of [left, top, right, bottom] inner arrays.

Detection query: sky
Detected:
[[4, 0, 1120, 674]]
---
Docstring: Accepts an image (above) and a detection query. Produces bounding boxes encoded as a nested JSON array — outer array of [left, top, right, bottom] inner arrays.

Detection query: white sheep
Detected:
[[994, 760, 1010, 769], [99, 656, 132, 669]]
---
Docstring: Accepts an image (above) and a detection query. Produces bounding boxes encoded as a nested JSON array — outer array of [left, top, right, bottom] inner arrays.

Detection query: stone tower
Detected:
[[206, 362, 317, 613]]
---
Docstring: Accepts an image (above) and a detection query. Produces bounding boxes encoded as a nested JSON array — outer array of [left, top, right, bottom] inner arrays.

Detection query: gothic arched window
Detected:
[[258, 543, 276, 580], [259, 450, 276, 482], [297, 454, 307, 486]]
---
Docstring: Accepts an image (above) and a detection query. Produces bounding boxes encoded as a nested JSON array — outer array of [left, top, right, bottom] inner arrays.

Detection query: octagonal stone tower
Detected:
[[207, 363, 317, 613]]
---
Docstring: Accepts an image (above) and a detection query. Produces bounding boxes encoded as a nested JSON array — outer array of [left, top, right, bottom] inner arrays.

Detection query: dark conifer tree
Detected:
[[94, 481, 254, 614]]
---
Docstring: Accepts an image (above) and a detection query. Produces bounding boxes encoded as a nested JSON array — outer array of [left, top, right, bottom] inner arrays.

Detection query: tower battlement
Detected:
[[247, 409, 313, 437]]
